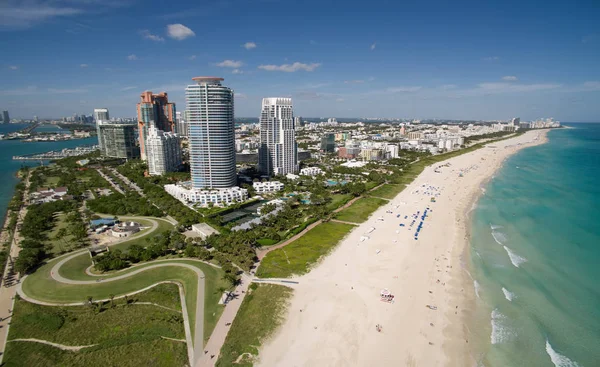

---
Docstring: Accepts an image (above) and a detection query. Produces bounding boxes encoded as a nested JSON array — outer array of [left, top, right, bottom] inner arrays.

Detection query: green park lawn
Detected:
[[326, 193, 353, 211], [45, 212, 74, 255], [369, 184, 404, 200], [43, 176, 60, 187], [216, 284, 293, 367], [257, 221, 355, 278], [22, 257, 228, 344], [4, 284, 188, 367], [334, 197, 388, 223]]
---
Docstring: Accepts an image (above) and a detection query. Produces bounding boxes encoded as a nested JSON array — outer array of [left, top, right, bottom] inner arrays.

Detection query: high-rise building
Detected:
[[186, 77, 236, 189], [94, 108, 109, 122], [33, 116, 38, 123], [176, 111, 188, 137], [146, 127, 182, 175], [2, 111, 10, 124], [510, 117, 520, 126], [136, 91, 176, 160], [320, 133, 336, 152], [97, 122, 140, 159], [294, 116, 303, 129], [259, 98, 298, 176]]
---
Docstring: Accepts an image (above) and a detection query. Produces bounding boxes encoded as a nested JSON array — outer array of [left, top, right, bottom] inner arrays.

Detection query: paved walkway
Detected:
[[0, 172, 29, 364], [9, 338, 96, 351], [96, 168, 125, 194]]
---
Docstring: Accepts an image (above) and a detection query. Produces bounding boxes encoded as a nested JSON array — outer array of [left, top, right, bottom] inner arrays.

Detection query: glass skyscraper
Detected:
[[186, 77, 236, 189]]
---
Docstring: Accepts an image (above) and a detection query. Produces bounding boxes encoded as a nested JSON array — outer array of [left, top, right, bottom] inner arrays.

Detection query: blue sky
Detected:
[[1, 0, 599, 121]]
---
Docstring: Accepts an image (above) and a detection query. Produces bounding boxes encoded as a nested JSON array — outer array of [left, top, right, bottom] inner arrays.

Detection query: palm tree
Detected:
[[109, 294, 115, 308], [87, 296, 93, 308]]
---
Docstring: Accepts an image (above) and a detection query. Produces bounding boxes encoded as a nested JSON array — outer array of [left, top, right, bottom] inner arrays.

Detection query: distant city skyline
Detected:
[[1, 0, 599, 121]]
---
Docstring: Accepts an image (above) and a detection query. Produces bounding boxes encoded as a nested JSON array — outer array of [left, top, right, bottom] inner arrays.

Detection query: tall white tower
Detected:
[[146, 127, 182, 175], [186, 77, 236, 189], [259, 98, 298, 176]]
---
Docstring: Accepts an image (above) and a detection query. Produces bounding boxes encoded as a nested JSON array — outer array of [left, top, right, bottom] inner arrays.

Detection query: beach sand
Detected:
[[256, 130, 549, 367]]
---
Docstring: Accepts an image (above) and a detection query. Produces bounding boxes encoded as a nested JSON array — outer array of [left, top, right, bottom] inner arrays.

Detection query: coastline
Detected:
[[255, 129, 550, 367]]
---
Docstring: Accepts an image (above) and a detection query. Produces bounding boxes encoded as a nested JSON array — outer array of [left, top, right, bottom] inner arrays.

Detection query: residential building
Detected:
[[2, 111, 9, 123], [176, 111, 188, 137], [258, 97, 298, 176], [97, 121, 140, 159], [407, 132, 423, 140], [94, 108, 109, 122], [137, 91, 176, 160], [386, 144, 399, 159], [360, 148, 384, 161], [145, 127, 182, 175], [253, 181, 284, 193], [320, 133, 336, 152], [294, 116, 303, 128], [300, 167, 324, 176], [165, 183, 247, 207], [510, 117, 520, 126]]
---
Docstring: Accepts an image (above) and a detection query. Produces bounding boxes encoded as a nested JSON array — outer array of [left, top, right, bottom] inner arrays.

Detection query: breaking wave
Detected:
[[545, 340, 581, 367], [490, 223, 503, 230], [502, 287, 515, 301], [490, 309, 514, 344], [503, 246, 528, 268], [492, 231, 508, 245], [474, 280, 481, 298]]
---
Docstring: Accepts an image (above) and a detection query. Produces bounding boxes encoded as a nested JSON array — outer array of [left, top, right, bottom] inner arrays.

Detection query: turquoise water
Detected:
[[469, 124, 600, 366], [0, 123, 97, 221]]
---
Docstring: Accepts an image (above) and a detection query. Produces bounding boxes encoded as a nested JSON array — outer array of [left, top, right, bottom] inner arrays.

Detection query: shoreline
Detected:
[[256, 129, 550, 367]]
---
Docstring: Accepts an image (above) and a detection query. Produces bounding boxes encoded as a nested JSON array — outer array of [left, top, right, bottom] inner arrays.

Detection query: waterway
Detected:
[[0, 123, 98, 221]]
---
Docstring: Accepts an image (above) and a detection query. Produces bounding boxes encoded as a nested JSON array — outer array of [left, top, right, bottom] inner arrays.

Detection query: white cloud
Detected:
[[188, 55, 196, 60], [47, 88, 87, 94], [582, 81, 600, 90], [0, 2, 82, 28], [127, 54, 138, 61], [476, 82, 560, 93], [235, 92, 247, 99], [216, 60, 243, 68], [483, 56, 500, 61], [387, 86, 422, 93], [438, 84, 458, 90], [370, 42, 376, 50], [243, 42, 257, 50], [258, 62, 321, 72], [167, 24, 195, 40], [121, 86, 138, 91], [502, 76, 518, 81], [80, 64, 88, 68], [0, 86, 38, 96], [9, 65, 18, 70], [140, 29, 164, 42], [336, 98, 345, 102], [344, 80, 365, 84], [232, 69, 243, 74]]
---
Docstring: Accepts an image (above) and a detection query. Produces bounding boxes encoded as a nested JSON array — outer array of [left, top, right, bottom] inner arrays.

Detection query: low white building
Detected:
[[165, 183, 248, 207], [286, 173, 300, 181], [253, 181, 284, 193], [299, 167, 324, 176], [191, 223, 220, 239]]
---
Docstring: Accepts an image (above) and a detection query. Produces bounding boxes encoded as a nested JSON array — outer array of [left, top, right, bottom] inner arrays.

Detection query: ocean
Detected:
[[468, 124, 600, 366], [0, 123, 98, 221]]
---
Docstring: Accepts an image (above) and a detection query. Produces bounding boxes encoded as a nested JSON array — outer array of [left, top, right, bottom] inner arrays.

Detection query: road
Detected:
[[96, 168, 125, 194]]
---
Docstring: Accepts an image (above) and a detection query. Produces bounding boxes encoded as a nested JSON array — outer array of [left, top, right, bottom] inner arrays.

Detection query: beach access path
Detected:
[[256, 130, 548, 367]]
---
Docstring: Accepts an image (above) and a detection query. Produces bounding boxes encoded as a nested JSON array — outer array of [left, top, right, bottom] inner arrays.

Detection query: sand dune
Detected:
[[257, 130, 548, 367]]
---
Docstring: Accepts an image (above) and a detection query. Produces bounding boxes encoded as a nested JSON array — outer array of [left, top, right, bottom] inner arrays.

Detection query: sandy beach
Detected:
[[256, 130, 549, 367]]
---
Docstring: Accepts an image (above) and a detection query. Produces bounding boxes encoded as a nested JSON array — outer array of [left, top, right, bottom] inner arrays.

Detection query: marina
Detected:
[[12, 145, 98, 161]]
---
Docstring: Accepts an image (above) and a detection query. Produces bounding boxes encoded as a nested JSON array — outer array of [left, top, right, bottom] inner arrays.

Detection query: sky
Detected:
[[1, 0, 599, 121]]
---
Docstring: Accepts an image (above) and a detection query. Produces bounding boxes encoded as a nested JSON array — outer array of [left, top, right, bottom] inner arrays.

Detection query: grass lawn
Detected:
[[22, 259, 228, 344], [43, 176, 60, 187], [216, 284, 293, 367], [334, 197, 388, 223], [326, 193, 353, 211], [369, 184, 404, 200], [365, 181, 379, 191], [257, 221, 355, 278], [44, 212, 74, 255], [4, 284, 188, 366]]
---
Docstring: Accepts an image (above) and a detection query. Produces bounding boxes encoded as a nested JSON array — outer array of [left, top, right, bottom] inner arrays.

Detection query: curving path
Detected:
[[18, 259, 207, 366], [9, 338, 97, 351]]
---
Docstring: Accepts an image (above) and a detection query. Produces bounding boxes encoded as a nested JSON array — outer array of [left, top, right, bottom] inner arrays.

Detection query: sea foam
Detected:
[[490, 223, 503, 230], [503, 246, 527, 267], [502, 287, 515, 301], [490, 308, 514, 344], [545, 340, 581, 367], [474, 280, 481, 298], [492, 231, 508, 245]]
